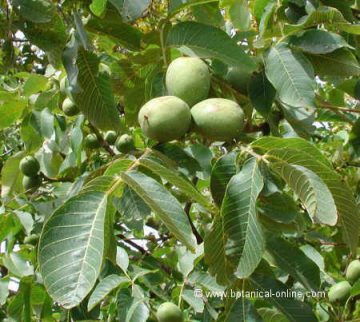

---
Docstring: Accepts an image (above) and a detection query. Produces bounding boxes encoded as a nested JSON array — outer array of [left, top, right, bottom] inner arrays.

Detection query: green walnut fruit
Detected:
[[84, 134, 101, 149], [19, 156, 40, 177], [104, 130, 117, 145], [166, 57, 210, 106], [115, 134, 135, 153], [156, 302, 183, 322], [138, 96, 191, 142], [23, 175, 42, 192], [346, 260, 360, 284], [62, 98, 79, 116], [191, 98, 244, 141], [328, 281, 351, 303]]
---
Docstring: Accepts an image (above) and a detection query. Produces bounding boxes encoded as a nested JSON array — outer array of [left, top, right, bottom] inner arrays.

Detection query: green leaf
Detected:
[[220, 0, 251, 30], [269, 162, 337, 225], [222, 298, 262, 322], [114, 186, 150, 231], [204, 216, 234, 285], [2, 252, 34, 278], [90, 0, 108, 17], [249, 264, 317, 322], [182, 289, 204, 313], [86, 9, 142, 50], [266, 237, 320, 291], [167, 21, 256, 72], [248, 70, 276, 118], [109, 0, 151, 22], [139, 152, 211, 210], [257, 307, 289, 322], [13, 0, 55, 23], [64, 46, 121, 131], [120, 171, 197, 251], [168, 0, 218, 15], [116, 247, 129, 272], [258, 192, 299, 224], [19, 15, 67, 67], [1, 151, 25, 199], [0, 92, 27, 130], [259, 1, 276, 37], [265, 42, 315, 109], [88, 274, 131, 311], [0, 277, 9, 306], [23, 74, 48, 96], [38, 191, 107, 309], [222, 157, 265, 278], [260, 146, 360, 252], [290, 29, 353, 54], [307, 49, 360, 77], [117, 288, 149, 322], [210, 152, 237, 206], [284, 6, 360, 35], [251, 137, 330, 167]]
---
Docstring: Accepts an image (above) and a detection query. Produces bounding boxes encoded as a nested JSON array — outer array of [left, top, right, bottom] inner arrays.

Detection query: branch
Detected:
[[41, 172, 74, 183], [88, 123, 116, 156], [117, 233, 172, 275], [184, 178, 203, 244]]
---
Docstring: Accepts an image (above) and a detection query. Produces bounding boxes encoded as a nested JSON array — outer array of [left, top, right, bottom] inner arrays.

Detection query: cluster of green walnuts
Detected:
[[328, 259, 360, 304], [60, 76, 135, 154], [19, 155, 42, 191], [138, 57, 245, 143]]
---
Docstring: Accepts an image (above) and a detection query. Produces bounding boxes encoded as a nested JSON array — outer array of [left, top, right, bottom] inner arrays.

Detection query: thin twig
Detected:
[[88, 123, 115, 156], [117, 233, 172, 275], [184, 177, 203, 244]]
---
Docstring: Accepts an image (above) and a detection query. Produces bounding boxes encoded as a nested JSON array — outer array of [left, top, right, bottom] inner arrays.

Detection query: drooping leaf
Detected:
[[307, 49, 360, 77], [265, 42, 315, 109], [222, 157, 265, 278], [260, 146, 360, 252], [290, 29, 353, 54], [167, 21, 256, 72], [266, 237, 320, 291], [88, 274, 131, 311], [248, 70, 276, 118], [210, 152, 237, 206], [204, 216, 234, 285], [63, 45, 121, 131], [38, 191, 107, 308], [120, 171, 197, 251], [270, 162, 337, 225]]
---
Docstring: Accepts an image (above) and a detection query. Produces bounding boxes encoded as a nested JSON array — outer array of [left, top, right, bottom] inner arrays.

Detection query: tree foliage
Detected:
[[1, 0, 360, 321]]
